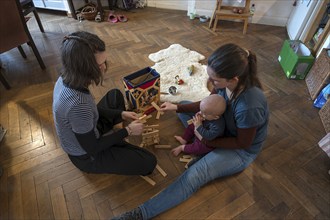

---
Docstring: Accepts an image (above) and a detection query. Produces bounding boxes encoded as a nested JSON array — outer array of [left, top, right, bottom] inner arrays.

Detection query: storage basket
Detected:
[[305, 49, 330, 100], [81, 5, 97, 20], [319, 98, 330, 133]]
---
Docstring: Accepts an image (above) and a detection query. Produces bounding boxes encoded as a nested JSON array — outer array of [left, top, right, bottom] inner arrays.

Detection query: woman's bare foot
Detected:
[[174, 135, 187, 145]]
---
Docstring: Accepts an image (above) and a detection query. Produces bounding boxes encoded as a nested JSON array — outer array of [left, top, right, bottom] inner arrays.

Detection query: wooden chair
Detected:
[[0, 0, 45, 89], [209, 0, 251, 34], [20, 0, 44, 32]]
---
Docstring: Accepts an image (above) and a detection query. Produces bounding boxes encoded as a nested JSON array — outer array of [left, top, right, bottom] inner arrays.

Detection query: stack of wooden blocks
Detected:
[[136, 105, 169, 186], [140, 124, 160, 147]]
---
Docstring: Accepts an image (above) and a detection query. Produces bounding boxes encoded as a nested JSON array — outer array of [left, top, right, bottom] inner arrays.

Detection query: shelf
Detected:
[[302, 2, 330, 56]]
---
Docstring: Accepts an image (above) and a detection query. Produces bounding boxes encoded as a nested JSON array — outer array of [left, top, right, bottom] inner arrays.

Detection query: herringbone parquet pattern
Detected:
[[0, 7, 329, 220]]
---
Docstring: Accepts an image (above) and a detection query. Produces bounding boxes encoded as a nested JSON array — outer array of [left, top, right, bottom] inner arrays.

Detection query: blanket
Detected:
[[149, 44, 210, 103]]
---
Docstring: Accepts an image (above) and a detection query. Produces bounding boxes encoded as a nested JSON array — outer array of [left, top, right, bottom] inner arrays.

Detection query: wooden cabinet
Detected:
[[302, 1, 329, 56]]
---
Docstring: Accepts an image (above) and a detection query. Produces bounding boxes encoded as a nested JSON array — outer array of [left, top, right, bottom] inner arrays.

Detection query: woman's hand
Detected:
[[121, 111, 139, 121], [160, 102, 178, 111], [126, 120, 144, 136]]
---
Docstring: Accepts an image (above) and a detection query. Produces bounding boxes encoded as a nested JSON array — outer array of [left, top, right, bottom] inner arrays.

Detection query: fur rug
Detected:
[[149, 44, 210, 103]]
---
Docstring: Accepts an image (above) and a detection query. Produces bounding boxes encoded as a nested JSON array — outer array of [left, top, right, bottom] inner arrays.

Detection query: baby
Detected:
[[172, 94, 226, 156]]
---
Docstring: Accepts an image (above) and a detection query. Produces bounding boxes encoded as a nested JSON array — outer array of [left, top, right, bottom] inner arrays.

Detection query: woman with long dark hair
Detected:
[[114, 43, 269, 219], [53, 31, 156, 175]]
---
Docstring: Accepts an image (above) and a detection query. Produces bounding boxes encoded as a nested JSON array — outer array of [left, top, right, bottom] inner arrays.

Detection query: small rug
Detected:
[[149, 44, 210, 103]]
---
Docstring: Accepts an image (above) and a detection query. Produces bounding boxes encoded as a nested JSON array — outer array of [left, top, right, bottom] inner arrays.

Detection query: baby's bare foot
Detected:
[[174, 135, 187, 145]]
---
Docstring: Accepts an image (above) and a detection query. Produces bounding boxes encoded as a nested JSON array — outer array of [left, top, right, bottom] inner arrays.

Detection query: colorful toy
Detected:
[[175, 75, 184, 85], [168, 86, 177, 95], [123, 67, 160, 114]]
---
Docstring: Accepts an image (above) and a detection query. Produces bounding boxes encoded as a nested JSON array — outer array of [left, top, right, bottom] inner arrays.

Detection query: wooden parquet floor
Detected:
[[0, 7, 329, 220]]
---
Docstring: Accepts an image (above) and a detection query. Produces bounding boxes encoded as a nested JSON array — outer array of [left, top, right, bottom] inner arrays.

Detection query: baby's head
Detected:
[[200, 94, 226, 120]]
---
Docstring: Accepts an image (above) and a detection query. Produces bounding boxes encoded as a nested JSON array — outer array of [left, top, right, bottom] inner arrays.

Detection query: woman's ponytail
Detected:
[[247, 50, 262, 89]]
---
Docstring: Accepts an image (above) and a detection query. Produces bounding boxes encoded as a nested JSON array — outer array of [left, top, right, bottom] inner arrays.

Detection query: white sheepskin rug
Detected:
[[149, 44, 210, 103]]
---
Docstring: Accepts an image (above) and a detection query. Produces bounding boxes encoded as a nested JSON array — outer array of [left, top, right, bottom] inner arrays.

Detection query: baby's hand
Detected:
[[192, 114, 202, 128], [171, 145, 184, 156]]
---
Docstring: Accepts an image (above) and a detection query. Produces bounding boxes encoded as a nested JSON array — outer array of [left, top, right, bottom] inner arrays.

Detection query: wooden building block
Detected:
[[142, 130, 159, 137], [139, 114, 147, 120], [179, 157, 192, 163], [156, 111, 161, 119], [151, 101, 164, 120], [154, 145, 172, 149], [180, 155, 194, 169], [145, 124, 159, 128], [140, 176, 156, 186], [151, 101, 161, 111], [156, 164, 167, 177], [139, 114, 152, 123]]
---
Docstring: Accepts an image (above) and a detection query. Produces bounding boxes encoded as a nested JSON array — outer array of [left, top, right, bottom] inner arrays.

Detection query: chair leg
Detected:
[[209, 10, 216, 29], [213, 17, 219, 32], [0, 67, 11, 90], [28, 40, 46, 69], [32, 10, 44, 33], [243, 18, 248, 34], [17, 45, 27, 58], [67, 0, 77, 19], [209, 0, 220, 29]]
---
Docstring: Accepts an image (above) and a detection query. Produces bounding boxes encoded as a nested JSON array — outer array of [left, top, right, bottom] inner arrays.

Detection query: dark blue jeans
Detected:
[[139, 101, 259, 219]]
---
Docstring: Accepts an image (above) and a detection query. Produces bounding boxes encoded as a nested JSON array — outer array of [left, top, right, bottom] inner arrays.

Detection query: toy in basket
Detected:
[[123, 67, 160, 114]]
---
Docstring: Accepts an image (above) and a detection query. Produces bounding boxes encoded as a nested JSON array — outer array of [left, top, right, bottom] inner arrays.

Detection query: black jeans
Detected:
[[69, 89, 157, 176]]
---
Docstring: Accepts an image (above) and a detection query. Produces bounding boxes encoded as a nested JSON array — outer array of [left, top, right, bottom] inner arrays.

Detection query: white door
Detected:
[[286, 0, 317, 40]]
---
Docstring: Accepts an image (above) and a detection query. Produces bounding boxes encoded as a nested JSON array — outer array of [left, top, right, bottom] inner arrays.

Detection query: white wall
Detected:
[[148, 0, 188, 10], [250, 0, 293, 26], [148, 0, 294, 27]]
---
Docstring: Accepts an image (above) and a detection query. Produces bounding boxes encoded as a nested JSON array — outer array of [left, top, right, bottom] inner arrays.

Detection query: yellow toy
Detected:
[[187, 65, 194, 76]]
